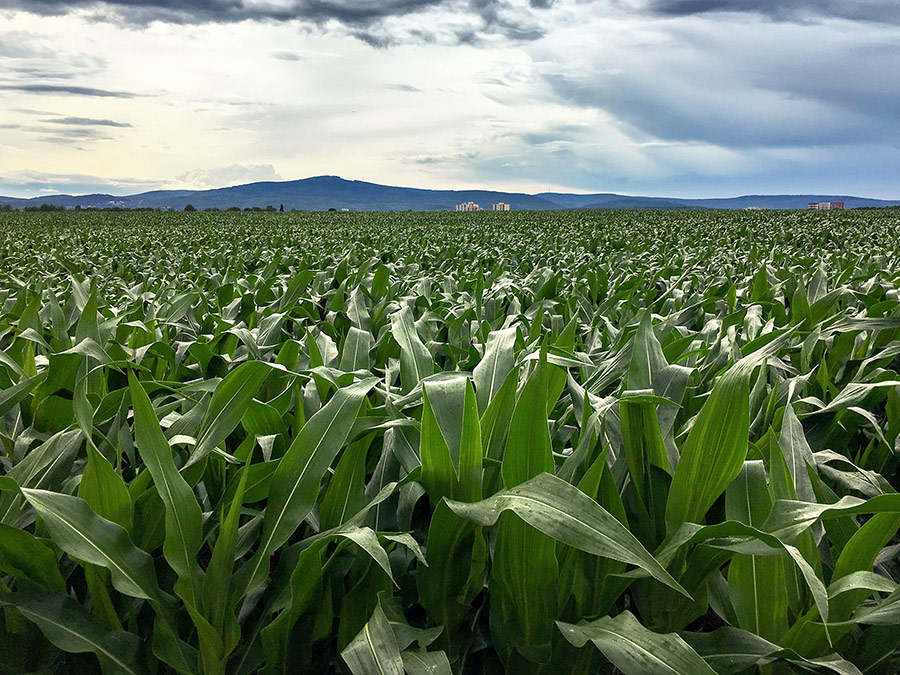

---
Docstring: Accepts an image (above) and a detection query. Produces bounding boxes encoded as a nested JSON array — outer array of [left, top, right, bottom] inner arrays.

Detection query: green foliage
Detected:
[[1, 209, 900, 673]]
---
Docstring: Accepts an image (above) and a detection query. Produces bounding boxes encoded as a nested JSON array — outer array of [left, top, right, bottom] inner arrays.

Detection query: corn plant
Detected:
[[1, 209, 899, 674]]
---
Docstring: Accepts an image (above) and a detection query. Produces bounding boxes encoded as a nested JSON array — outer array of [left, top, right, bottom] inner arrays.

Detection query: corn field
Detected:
[[2, 209, 900, 674]]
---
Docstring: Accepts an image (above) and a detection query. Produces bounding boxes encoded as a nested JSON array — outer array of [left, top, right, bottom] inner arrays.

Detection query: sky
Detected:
[[1, 0, 898, 199]]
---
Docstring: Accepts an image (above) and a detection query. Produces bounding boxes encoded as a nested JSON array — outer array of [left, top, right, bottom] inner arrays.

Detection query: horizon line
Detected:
[[2, 174, 899, 203]]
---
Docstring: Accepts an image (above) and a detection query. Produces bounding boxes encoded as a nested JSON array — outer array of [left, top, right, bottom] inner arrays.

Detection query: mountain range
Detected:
[[2, 175, 899, 211]]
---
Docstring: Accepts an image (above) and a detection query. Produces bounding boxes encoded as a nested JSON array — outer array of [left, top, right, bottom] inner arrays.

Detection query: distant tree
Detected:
[[25, 203, 65, 212], [0, 204, 13, 212], [328, 207, 337, 212], [74, 205, 81, 211], [226, 206, 241, 212], [265, 205, 277, 212], [280, 203, 284, 212], [184, 204, 197, 212]]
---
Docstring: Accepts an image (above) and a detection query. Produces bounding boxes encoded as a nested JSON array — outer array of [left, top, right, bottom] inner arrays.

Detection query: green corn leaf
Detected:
[[558, 610, 716, 675], [0, 524, 66, 592], [129, 370, 204, 609], [238, 376, 377, 594], [682, 625, 863, 675], [319, 432, 374, 530], [203, 456, 251, 641], [0, 370, 46, 418], [473, 326, 517, 414], [778, 403, 817, 502], [620, 394, 670, 548], [666, 330, 795, 531], [502, 350, 553, 486], [390, 306, 434, 393], [78, 443, 132, 533], [665, 359, 751, 531], [725, 460, 787, 642], [0, 429, 82, 526], [19, 488, 166, 602], [840, 588, 900, 626], [340, 326, 374, 372], [260, 541, 327, 674], [492, 350, 557, 662], [627, 312, 668, 390], [417, 500, 482, 633], [186, 360, 274, 468], [655, 520, 831, 631], [765, 493, 900, 541], [400, 649, 453, 675], [782, 511, 900, 657], [420, 375, 482, 503], [447, 473, 687, 596], [0, 591, 142, 675], [341, 598, 405, 675]]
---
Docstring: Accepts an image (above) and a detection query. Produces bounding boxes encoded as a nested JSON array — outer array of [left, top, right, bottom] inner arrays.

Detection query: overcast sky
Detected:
[[1, 1, 898, 198]]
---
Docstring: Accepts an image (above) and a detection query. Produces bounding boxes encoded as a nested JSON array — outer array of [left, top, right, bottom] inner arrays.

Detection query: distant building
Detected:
[[744, 206, 762, 211], [491, 202, 511, 211], [808, 202, 845, 210], [456, 201, 482, 211]]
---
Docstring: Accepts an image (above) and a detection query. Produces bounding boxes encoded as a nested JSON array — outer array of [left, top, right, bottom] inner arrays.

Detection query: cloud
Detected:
[[175, 164, 283, 188], [273, 51, 305, 61], [0, 170, 164, 197], [0, 121, 124, 142], [536, 16, 900, 151], [0, 83, 138, 97], [7, 67, 81, 80], [7, 0, 447, 26], [643, 0, 900, 25], [33, 126, 119, 144], [43, 116, 133, 127], [4, 0, 554, 45], [387, 83, 422, 92]]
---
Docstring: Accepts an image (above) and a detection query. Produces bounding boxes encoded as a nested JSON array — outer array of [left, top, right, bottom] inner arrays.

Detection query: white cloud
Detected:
[[176, 164, 283, 188]]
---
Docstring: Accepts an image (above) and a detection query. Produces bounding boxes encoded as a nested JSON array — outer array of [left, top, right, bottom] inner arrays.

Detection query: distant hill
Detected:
[[2, 176, 899, 211], [537, 192, 900, 211]]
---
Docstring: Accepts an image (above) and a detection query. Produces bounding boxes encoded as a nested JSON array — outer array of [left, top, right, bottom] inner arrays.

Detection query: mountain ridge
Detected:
[[2, 175, 899, 211]]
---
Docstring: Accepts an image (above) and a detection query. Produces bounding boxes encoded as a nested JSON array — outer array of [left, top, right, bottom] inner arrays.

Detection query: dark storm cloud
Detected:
[[467, 0, 545, 41], [0, 83, 138, 97], [540, 16, 900, 152], [7, 0, 446, 26], [646, 0, 900, 25], [44, 116, 132, 127], [6, 0, 550, 43]]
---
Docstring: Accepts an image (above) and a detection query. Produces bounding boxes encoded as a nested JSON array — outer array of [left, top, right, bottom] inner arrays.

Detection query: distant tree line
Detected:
[[0, 203, 308, 212], [23, 204, 68, 212]]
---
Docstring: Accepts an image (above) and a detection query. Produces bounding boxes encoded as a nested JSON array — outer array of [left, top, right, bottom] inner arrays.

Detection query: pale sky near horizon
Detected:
[[1, 1, 898, 199]]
